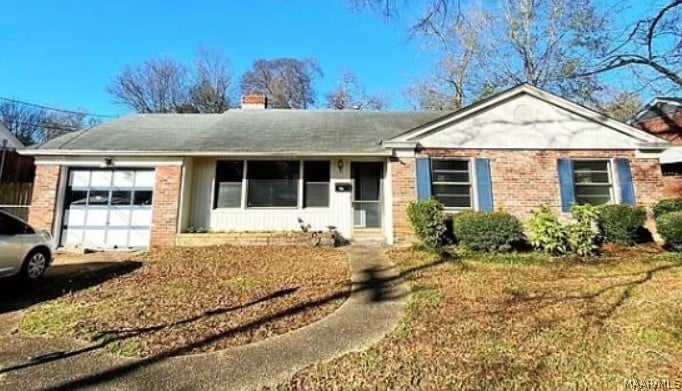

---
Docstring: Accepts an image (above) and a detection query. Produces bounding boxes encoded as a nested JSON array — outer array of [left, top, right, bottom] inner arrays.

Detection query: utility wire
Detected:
[[0, 96, 117, 118]]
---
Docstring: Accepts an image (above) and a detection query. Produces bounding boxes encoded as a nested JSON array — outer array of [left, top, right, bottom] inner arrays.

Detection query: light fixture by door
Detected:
[[337, 159, 344, 172]]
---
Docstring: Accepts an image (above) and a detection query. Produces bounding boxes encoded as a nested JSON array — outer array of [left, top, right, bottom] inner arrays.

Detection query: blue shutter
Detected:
[[616, 158, 635, 204], [557, 159, 575, 212], [475, 158, 494, 211], [415, 157, 432, 200]]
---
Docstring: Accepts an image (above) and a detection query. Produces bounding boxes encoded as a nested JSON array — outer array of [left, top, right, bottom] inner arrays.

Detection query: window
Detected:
[[573, 160, 613, 205], [247, 161, 299, 207], [431, 159, 472, 208], [304, 161, 330, 208], [214, 161, 243, 208]]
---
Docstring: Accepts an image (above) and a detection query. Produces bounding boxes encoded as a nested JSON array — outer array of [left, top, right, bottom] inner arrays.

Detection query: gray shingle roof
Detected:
[[35, 110, 448, 155]]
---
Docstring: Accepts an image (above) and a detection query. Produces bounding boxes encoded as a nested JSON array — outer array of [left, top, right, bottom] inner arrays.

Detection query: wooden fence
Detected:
[[0, 182, 33, 220]]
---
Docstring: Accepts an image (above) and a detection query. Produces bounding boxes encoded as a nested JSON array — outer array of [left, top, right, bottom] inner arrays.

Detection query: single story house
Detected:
[[21, 84, 672, 249], [630, 97, 682, 196]]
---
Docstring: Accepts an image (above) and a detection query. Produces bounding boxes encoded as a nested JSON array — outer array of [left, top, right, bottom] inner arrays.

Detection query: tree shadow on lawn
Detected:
[[0, 261, 142, 314], [492, 263, 681, 325], [17, 256, 446, 391]]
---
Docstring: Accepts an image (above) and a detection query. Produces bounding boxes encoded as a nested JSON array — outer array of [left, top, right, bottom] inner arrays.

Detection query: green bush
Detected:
[[527, 205, 600, 256], [656, 211, 682, 251], [653, 198, 682, 218], [598, 204, 646, 246], [452, 211, 524, 252], [407, 198, 448, 250], [527, 205, 568, 255]]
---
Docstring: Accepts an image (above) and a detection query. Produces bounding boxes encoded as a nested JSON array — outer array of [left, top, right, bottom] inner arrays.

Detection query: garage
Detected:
[[61, 168, 155, 249]]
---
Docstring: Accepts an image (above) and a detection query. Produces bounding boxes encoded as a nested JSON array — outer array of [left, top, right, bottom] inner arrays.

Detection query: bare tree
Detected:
[[325, 69, 386, 110], [598, 92, 643, 122], [408, 0, 609, 109], [240, 58, 322, 109], [189, 48, 232, 113], [348, 0, 458, 33], [0, 100, 96, 145], [584, 0, 681, 92], [107, 58, 189, 113]]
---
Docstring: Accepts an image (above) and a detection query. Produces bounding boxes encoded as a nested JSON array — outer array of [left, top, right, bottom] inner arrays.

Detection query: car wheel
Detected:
[[21, 250, 49, 280]]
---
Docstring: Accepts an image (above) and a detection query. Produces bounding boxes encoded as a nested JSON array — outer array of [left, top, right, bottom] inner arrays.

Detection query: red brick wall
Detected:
[[391, 150, 664, 244], [634, 112, 682, 145], [28, 164, 61, 231], [150, 165, 182, 249]]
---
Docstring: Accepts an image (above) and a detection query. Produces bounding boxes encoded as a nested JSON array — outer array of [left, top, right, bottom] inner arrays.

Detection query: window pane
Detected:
[[573, 161, 609, 171], [304, 161, 330, 182], [67, 190, 88, 206], [432, 184, 470, 196], [305, 183, 329, 207], [432, 160, 468, 171], [248, 180, 298, 207], [575, 185, 612, 205], [574, 171, 609, 184], [304, 161, 330, 208], [432, 172, 469, 183], [215, 161, 243, 208], [215, 183, 242, 208], [89, 191, 109, 205], [111, 191, 132, 205], [247, 161, 299, 180], [133, 190, 153, 206], [434, 195, 471, 208]]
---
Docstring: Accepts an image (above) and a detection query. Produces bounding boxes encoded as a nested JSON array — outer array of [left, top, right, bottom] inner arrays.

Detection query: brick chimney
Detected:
[[241, 94, 267, 110]]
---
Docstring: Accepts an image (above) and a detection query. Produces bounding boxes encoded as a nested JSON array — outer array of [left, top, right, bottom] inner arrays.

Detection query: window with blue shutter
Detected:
[[615, 158, 635, 204], [475, 158, 493, 211], [415, 157, 432, 200], [429, 159, 472, 208], [557, 159, 575, 212]]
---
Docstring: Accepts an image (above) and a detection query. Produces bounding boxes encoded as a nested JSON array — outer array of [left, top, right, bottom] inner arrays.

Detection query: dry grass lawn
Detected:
[[281, 245, 682, 390], [20, 246, 350, 357]]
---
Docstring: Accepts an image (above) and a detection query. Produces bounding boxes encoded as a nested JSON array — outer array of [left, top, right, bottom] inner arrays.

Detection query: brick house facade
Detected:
[[22, 85, 672, 249]]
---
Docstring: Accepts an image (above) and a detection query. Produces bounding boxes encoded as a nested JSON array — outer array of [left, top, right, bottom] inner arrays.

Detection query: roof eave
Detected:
[[19, 149, 393, 157]]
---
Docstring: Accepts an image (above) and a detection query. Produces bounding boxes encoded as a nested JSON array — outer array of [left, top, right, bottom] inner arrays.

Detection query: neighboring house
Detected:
[[20, 84, 671, 250], [630, 97, 682, 196], [0, 123, 34, 219]]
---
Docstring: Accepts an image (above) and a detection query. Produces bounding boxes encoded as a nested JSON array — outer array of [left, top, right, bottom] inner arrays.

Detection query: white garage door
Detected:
[[61, 169, 155, 249]]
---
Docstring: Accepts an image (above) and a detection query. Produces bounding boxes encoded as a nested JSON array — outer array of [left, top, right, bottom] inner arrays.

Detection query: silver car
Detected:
[[0, 210, 54, 280]]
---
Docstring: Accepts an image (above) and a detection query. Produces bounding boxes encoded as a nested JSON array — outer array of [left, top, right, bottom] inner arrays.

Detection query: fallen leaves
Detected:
[[21, 245, 350, 357]]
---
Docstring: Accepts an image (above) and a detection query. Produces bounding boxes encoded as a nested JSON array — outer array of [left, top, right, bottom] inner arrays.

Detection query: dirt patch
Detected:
[[19, 246, 350, 357]]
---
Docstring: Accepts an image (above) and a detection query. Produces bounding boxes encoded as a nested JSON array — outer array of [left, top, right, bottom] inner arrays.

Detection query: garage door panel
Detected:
[[108, 208, 131, 227], [69, 171, 91, 188], [85, 209, 109, 226], [83, 229, 106, 247], [134, 171, 155, 188], [90, 171, 113, 187], [113, 171, 135, 188], [130, 209, 152, 226], [63, 229, 84, 246], [128, 229, 150, 248], [105, 229, 129, 248], [65, 208, 86, 226]]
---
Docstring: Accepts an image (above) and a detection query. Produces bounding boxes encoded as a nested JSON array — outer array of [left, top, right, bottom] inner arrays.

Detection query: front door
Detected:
[[351, 162, 382, 228]]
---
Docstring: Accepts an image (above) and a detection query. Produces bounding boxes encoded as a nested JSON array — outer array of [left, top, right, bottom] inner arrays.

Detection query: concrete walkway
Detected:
[[0, 245, 408, 391]]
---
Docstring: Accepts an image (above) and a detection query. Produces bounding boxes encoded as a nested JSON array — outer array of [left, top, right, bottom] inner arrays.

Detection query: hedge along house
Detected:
[[21, 85, 671, 249]]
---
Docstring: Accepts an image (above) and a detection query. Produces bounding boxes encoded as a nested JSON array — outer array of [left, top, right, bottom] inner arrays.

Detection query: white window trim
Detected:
[[571, 159, 615, 205], [430, 157, 475, 211]]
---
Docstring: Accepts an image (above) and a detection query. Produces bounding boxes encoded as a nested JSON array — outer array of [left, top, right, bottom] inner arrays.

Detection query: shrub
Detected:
[[656, 211, 682, 251], [598, 204, 646, 246], [653, 198, 682, 218], [527, 205, 568, 255], [527, 205, 600, 256], [452, 211, 524, 252], [407, 199, 448, 250]]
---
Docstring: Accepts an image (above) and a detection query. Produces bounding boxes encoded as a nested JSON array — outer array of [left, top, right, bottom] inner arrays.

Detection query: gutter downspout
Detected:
[[0, 139, 8, 182]]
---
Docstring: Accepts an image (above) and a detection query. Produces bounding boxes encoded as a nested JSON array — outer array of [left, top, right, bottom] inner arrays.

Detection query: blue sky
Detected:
[[0, 0, 430, 116]]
